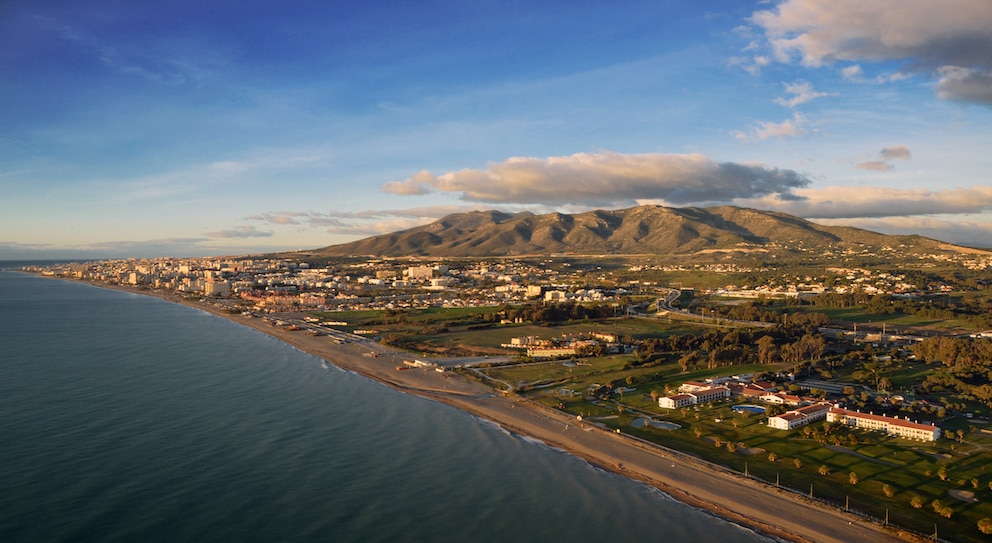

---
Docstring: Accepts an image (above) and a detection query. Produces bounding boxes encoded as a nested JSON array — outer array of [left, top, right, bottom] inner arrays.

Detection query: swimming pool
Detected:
[[732, 404, 767, 414], [631, 418, 680, 430]]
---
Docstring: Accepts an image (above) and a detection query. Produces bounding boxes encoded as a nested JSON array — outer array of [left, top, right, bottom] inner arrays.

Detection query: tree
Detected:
[[938, 465, 949, 481], [978, 518, 992, 535], [910, 495, 923, 509], [932, 499, 953, 518], [877, 377, 892, 393], [793, 458, 803, 469], [757, 335, 778, 364], [678, 351, 698, 372], [768, 452, 777, 463], [849, 472, 859, 485], [882, 483, 895, 497], [818, 465, 829, 476]]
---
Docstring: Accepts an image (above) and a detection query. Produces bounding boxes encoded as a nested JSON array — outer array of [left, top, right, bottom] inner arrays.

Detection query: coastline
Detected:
[[63, 280, 920, 543]]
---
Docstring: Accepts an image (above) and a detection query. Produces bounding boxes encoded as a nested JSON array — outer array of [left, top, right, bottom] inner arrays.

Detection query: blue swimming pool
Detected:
[[732, 404, 767, 414]]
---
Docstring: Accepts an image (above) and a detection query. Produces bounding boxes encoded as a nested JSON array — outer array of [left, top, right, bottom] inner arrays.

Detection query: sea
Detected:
[[0, 265, 775, 543]]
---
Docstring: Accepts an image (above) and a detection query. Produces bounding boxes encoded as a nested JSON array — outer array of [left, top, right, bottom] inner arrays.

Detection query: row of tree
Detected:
[[710, 302, 831, 326], [913, 336, 992, 407]]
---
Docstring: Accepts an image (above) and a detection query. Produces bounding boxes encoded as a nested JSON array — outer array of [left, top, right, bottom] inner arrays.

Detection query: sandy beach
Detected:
[[82, 283, 921, 543]]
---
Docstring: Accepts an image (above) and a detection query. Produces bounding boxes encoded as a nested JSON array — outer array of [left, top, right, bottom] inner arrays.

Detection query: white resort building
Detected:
[[659, 386, 730, 409], [826, 407, 941, 441], [767, 403, 831, 431]]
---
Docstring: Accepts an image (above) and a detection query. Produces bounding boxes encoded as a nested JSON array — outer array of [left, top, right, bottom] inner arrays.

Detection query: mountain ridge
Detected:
[[308, 205, 982, 259]]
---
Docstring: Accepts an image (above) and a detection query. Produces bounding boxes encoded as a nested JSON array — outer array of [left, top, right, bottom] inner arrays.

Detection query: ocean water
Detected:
[[0, 270, 774, 543]]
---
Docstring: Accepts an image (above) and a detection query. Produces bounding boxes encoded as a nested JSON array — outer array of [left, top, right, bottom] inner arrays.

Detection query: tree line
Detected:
[[913, 336, 992, 407]]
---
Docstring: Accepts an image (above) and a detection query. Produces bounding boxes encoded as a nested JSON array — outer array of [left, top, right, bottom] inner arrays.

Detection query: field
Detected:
[[803, 306, 977, 333]]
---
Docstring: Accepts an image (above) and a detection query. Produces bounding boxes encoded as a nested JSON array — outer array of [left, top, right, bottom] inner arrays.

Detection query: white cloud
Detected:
[[774, 80, 832, 108], [382, 151, 811, 206], [751, 0, 992, 105], [733, 113, 807, 141], [840, 65, 863, 80], [880, 145, 911, 160], [855, 161, 894, 172]]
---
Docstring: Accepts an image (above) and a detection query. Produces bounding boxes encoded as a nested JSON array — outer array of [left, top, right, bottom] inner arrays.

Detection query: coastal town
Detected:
[[25, 247, 991, 313], [24, 251, 992, 542]]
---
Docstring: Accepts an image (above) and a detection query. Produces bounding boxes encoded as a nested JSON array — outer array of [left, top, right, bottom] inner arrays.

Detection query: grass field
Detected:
[[808, 306, 975, 331]]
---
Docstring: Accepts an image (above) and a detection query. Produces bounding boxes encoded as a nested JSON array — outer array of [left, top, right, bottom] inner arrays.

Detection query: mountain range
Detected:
[[309, 205, 975, 259]]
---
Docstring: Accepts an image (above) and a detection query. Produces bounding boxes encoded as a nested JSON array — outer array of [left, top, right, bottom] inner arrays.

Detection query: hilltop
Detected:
[[309, 205, 970, 260]]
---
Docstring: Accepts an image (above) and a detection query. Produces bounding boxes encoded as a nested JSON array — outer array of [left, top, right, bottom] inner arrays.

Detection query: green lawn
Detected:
[[813, 306, 974, 331]]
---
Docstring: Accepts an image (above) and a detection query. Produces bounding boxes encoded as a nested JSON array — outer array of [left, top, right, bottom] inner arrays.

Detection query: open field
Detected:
[[801, 306, 977, 332]]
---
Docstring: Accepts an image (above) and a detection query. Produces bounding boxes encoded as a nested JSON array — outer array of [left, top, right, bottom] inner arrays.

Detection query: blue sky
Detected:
[[2, 0, 991, 259]]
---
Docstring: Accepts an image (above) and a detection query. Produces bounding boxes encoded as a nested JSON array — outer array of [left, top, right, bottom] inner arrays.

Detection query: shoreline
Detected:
[[60, 279, 920, 543]]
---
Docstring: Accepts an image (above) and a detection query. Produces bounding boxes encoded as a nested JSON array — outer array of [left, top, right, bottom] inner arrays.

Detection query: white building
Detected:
[[767, 403, 831, 430], [406, 265, 434, 280], [659, 394, 696, 409], [527, 347, 576, 358], [826, 408, 941, 441], [659, 386, 730, 409], [678, 381, 711, 393], [204, 280, 231, 296]]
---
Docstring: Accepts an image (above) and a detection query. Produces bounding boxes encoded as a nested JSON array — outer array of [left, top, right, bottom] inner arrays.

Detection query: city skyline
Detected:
[[2, 0, 991, 259]]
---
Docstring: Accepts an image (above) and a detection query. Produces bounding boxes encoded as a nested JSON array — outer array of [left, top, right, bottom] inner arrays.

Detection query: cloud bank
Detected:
[[815, 216, 992, 249], [382, 151, 811, 205], [203, 225, 273, 239], [246, 206, 491, 236], [744, 185, 992, 219], [750, 0, 992, 105]]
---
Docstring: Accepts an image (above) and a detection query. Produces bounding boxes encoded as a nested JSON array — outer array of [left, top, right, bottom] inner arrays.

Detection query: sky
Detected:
[[2, 0, 991, 259]]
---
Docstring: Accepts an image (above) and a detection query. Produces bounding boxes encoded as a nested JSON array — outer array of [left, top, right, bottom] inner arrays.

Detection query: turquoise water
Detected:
[[0, 270, 774, 542]]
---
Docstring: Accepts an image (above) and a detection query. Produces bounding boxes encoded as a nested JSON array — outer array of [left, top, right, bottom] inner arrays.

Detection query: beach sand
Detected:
[[79, 283, 922, 543]]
